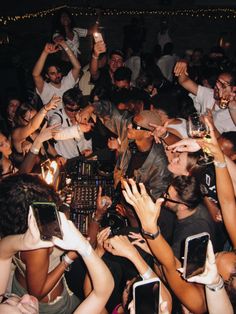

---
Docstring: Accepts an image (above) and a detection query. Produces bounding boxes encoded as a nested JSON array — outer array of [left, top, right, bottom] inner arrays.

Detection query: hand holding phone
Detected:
[[182, 232, 210, 279], [133, 278, 160, 314], [30, 202, 63, 241], [93, 32, 104, 43]]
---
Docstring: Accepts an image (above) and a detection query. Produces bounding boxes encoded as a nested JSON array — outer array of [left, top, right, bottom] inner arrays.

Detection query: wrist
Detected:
[[91, 211, 103, 224], [92, 54, 99, 60], [30, 147, 40, 155], [206, 275, 224, 291], [160, 131, 169, 140], [42, 106, 49, 113], [76, 241, 93, 257]]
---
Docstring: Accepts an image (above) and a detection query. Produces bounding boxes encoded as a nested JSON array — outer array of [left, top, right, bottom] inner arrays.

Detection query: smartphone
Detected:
[[182, 232, 210, 279], [133, 278, 160, 314], [30, 202, 63, 241], [93, 32, 103, 43]]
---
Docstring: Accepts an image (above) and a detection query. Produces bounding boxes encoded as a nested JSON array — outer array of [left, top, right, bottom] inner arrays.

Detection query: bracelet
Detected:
[[161, 131, 169, 139], [62, 254, 74, 272], [206, 276, 224, 291], [42, 106, 49, 113], [92, 54, 99, 60], [140, 267, 153, 280], [214, 160, 227, 168], [91, 211, 102, 224], [30, 147, 40, 155], [63, 254, 74, 265]]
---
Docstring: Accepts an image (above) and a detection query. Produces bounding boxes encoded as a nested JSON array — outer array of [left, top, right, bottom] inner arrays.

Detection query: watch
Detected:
[[141, 226, 160, 240]]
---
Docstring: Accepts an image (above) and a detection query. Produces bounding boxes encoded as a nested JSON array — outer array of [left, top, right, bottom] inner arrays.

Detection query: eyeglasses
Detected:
[[131, 118, 150, 132], [162, 191, 190, 207]]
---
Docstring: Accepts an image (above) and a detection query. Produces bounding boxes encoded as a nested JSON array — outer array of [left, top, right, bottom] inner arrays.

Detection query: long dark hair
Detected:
[[52, 8, 76, 39]]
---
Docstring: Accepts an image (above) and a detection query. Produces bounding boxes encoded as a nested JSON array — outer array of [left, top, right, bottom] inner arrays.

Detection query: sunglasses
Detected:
[[162, 191, 190, 207], [131, 118, 150, 132]]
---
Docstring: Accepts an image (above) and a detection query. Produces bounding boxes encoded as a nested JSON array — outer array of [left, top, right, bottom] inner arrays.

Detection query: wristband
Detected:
[[140, 267, 153, 280], [92, 54, 99, 60], [63, 254, 74, 265], [62, 254, 74, 272], [214, 160, 227, 168], [206, 276, 224, 291], [30, 147, 40, 155]]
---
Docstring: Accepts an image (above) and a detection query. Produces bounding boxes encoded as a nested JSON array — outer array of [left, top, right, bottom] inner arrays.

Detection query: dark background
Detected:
[[0, 0, 235, 103]]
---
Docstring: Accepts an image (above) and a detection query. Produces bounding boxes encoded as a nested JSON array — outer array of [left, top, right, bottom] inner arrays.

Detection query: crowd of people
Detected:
[[0, 7, 236, 314]]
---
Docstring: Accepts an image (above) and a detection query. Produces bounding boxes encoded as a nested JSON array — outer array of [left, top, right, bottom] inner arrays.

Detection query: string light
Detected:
[[0, 5, 236, 25]]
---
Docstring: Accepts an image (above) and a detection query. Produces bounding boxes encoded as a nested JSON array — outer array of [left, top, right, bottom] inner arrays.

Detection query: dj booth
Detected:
[[58, 157, 127, 235]]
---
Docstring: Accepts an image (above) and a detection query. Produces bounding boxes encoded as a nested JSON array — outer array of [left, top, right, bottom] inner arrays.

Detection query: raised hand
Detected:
[[20, 207, 53, 250], [128, 232, 152, 255], [197, 117, 223, 161], [96, 227, 111, 257], [150, 121, 168, 144], [44, 43, 60, 54], [52, 212, 91, 256], [104, 235, 137, 259], [93, 41, 106, 57], [167, 138, 201, 153], [122, 178, 163, 230], [44, 95, 61, 111], [184, 241, 220, 286], [174, 60, 188, 77], [38, 122, 61, 142]]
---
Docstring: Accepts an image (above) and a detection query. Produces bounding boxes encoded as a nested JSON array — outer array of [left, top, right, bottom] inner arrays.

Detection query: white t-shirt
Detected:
[[36, 70, 78, 117], [49, 107, 92, 159], [192, 85, 236, 133], [53, 27, 88, 57]]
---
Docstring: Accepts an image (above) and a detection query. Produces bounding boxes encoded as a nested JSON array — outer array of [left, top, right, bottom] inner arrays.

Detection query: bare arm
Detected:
[[58, 40, 81, 81], [32, 43, 60, 94], [0, 210, 53, 294], [200, 119, 236, 247], [53, 213, 114, 314], [90, 41, 106, 80], [122, 179, 206, 313], [104, 235, 172, 312], [12, 96, 60, 152], [174, 60, 198, 95]]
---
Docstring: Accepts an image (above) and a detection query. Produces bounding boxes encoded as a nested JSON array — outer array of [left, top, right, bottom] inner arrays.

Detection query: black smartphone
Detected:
[[183, 232, 210, 279], [133, 278, 160, 314], [30, 202, 63, 241]]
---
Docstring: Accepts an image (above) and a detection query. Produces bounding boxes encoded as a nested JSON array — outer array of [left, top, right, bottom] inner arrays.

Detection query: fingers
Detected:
[[206, 240, 215, 264]]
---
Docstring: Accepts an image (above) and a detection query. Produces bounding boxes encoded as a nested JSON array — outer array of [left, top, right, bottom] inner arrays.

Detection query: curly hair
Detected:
[[0, 174, 59, 237]]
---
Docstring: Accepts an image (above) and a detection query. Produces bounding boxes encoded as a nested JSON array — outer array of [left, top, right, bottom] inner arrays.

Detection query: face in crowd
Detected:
[[213, 73, 233, 101], [0, 133, 12, 157], [109, 53, 124, 74], [46, 66, 63, 85]]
